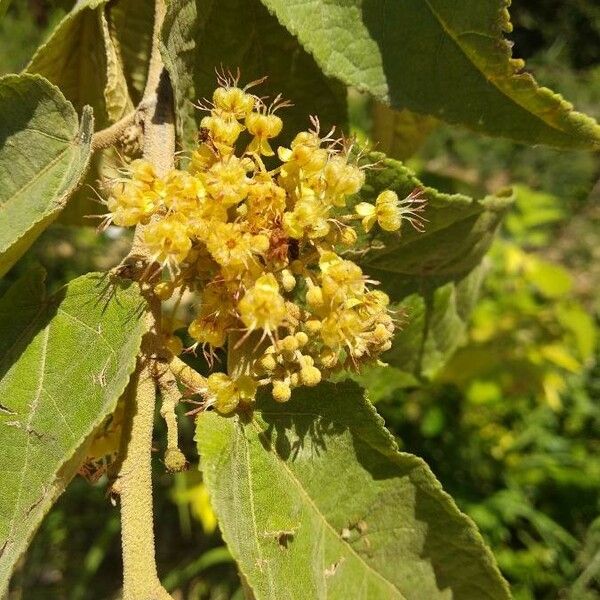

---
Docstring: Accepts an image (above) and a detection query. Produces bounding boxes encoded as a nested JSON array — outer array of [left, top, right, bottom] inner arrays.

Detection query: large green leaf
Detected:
[[26, 0, 132, 130], [260, 0, 600, 149], [0, 269, 148, 593], [197, 382, 511, 599], [0, 74, 93, 277], [161, 0, 348, 151], [348, 152, 511, 378]]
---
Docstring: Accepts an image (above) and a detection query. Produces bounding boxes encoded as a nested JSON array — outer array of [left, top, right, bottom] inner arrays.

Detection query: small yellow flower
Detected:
[[246, 112, 283, 156], [205, 222, 266, 272], [323, 156, 365, 206], [143, 215, 192, 268], [188, 316, 228, 348], [190, 143, 218, 172], [202, 155, 249, 206], [213, 86, 255, 119], [201, 114, 245, 148], [319, 252, 365, 305], [320, 308, 363, 349], [245, 174, 286, 228], [355, 189, 427, 232], [238, 273, 286, 333], [128, 159, 157, 184], [163, 170, 205, 214], [205, 373, 257, 414], [107, 181, 158, 227], [282, 190, 330, 239]]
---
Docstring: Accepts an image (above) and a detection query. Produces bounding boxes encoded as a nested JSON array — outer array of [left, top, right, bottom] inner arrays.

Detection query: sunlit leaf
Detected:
[[0, 269, 148, 593], [197, 382, 511, 599]]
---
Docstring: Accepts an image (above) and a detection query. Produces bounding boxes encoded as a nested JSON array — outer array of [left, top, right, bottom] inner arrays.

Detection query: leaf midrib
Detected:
[[248, 418, 406, 599]]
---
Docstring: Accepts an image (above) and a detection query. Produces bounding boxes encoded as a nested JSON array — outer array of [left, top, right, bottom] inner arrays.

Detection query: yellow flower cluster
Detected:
[[105, 76, 426, 413]]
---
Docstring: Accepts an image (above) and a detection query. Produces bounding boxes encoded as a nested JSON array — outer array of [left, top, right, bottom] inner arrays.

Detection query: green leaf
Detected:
[[161, 0, 348, 151], [353, 153, 512, 288], [0, 269, 148, 593], [525, 259, 572, 299], [26, 0, 132, 130], [197, 382, 511, 599], [386, 265, 486, 379], [260, 0, 600, 149], [372, 103, 438, 161], [348, 152, 511, 378], [556, 304, 597, 361], [0, 74, 93, 277], [101, 11, 135, 123], [109, 0, 155, 103]]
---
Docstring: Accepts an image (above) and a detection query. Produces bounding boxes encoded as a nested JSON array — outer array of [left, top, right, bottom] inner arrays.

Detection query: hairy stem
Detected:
[[118, 365, 170, 600], [117, 0, 175, 597], [91, 108, 137, 152], [169, 356, 207, 394], [157, 368, 181, 450]]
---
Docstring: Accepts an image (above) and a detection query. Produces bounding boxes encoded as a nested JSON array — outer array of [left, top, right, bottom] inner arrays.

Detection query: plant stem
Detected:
[[118, 364, 171, 600], [130, 0, 174, 259], [91, 109, 137, 152], [169, 356, 207, 394], [117, 0, 175, 597]]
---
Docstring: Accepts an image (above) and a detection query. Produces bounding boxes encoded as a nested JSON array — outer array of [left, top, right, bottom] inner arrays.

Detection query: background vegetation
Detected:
[[1, 0, 598, 598]]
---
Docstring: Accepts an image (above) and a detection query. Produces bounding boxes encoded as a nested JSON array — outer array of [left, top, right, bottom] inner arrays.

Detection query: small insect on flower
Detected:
[[99, 71, 427, 411]]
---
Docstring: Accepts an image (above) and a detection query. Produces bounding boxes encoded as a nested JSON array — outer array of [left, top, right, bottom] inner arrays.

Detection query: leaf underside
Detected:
[[0, 74, 93, 277], [0, 269, 148, 594], [25, 0, 128, 130], [197, 382, 511, 599]]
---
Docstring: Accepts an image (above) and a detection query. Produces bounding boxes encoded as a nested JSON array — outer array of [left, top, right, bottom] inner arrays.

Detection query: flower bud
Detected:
[[272, 380, 292, 403]]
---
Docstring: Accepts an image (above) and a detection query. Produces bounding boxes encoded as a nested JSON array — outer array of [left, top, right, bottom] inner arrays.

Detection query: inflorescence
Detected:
[[103, 73, 426, 414]]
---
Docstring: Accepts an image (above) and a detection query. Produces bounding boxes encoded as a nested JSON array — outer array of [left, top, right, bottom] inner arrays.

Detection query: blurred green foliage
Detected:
[[371, 191, 599, 598], [2, 0, 599, 598]]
